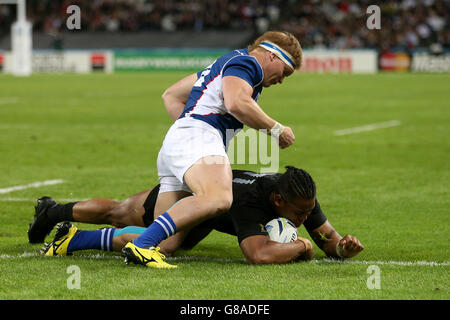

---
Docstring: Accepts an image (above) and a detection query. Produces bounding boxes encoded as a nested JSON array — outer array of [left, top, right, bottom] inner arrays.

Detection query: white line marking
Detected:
[[0, 252, 448, 267], [0, 197, 117, 202], [334, 120, 401, 136], [311, 258, 450, 267], [0, 252, 122, 259], [0, 179, 65, 194], [0, 97, 19, 105], [0, 252, 40, 259], [0, 124, 32, 130]]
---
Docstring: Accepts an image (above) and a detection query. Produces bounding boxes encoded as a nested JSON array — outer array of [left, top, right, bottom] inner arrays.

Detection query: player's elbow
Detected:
[[226, 99, 240, 113], [161, 88, 171, 103], [225, 103, 239, 116], [245, 250, 274, 265], [162, 85, 180, 105], [226, 102, 246, 117]]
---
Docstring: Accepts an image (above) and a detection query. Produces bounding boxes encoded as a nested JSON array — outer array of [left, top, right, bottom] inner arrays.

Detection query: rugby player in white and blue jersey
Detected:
[[122, 31, 304, 268]]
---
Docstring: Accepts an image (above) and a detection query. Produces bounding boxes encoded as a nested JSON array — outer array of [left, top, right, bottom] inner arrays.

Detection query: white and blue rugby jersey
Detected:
[[179, 49, 264, 146]]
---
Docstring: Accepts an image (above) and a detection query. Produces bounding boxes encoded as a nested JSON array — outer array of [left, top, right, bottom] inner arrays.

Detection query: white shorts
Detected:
[[157, 117, 229, 194]]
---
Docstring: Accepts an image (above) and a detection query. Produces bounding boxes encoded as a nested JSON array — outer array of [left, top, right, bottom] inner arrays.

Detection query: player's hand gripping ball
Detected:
[[265, 217, 298, 243]]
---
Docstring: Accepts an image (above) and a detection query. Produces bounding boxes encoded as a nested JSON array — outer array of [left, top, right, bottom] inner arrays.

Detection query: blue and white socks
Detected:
[[66, 226, 147, 253], [64, 212, 177, 253], [133, 212, 177, 249], [68, 228, 115, 252]]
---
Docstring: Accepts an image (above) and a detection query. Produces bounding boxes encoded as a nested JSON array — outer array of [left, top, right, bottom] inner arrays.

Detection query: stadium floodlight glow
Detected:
[[0, 0, 32, 76]]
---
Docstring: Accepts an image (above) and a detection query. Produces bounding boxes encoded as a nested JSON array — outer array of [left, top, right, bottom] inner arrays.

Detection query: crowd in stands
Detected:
[[0, 0, 448, 50]]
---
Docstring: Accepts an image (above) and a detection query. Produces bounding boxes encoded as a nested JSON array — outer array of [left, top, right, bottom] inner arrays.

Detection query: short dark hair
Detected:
[[276, 166, 316, 201]]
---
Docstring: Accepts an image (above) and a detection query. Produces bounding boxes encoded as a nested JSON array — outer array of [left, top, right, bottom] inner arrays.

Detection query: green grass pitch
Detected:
[[0, 72, 448, 300]]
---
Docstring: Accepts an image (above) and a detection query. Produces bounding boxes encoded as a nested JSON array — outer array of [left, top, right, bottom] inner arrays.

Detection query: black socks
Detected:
[[46, 202, 77, 224]]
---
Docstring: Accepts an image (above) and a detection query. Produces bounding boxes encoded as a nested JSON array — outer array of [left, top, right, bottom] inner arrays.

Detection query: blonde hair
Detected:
[[248, 31, 303, 70]]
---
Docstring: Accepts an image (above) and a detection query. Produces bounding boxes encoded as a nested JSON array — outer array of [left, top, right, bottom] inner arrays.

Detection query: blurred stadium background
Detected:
[[0, 0, 448, 74]]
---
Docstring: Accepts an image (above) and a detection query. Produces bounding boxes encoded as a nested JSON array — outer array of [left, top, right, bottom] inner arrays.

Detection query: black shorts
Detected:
[[142, 184, 160, 227], [141, 184, 233, 232]]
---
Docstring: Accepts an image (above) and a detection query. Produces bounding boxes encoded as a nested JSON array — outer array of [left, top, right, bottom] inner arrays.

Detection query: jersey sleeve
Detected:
[[231, 205, 272, 244], [303, 199, 327, 231], [222, 55, 263, 88]]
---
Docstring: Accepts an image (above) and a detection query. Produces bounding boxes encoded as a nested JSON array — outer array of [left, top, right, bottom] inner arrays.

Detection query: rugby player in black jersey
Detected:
[[31, 166, 364, 264]]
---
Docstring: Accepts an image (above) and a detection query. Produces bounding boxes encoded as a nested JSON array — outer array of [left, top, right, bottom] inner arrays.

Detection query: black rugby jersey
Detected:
[[214, 170, 327, 243], [143, 170, 327, 244]]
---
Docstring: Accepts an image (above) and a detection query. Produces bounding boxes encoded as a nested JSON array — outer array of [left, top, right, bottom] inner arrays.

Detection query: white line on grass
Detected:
[[0, 197, 43, 202], [334, 120, 401, 136], [0, 179, 65, 195], [0, 124, 32, 130], [311, 258, 450, 267], [0, 197, 116, 202], [0, 97, 19, 105], [1, 252, 448, 267], [0, 252, 123, 260]]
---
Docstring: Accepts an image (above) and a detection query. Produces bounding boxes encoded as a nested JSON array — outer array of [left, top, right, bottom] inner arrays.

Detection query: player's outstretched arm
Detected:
[[308, 220, 364, 259], [239, 234, 313, 264], [162, 73, 197, 121]]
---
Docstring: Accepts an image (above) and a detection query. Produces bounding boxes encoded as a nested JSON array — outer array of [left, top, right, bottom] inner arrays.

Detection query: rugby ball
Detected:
[[265, 217, 298, 243]]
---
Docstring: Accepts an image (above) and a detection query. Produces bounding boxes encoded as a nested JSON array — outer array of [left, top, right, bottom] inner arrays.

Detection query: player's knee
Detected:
[[208, 192, 233, 217], [113, 234, 129, 250], [106, 206, 128, 228], [218, 194, 233, 213]]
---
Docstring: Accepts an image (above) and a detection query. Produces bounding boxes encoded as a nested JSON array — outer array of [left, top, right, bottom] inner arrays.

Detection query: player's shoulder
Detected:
[[217, 49, 263, 88], [232, 169, 265, 178], [221, 48, 250, 62], [221, 49, 262, 73], [232, 170, 280, 187]]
